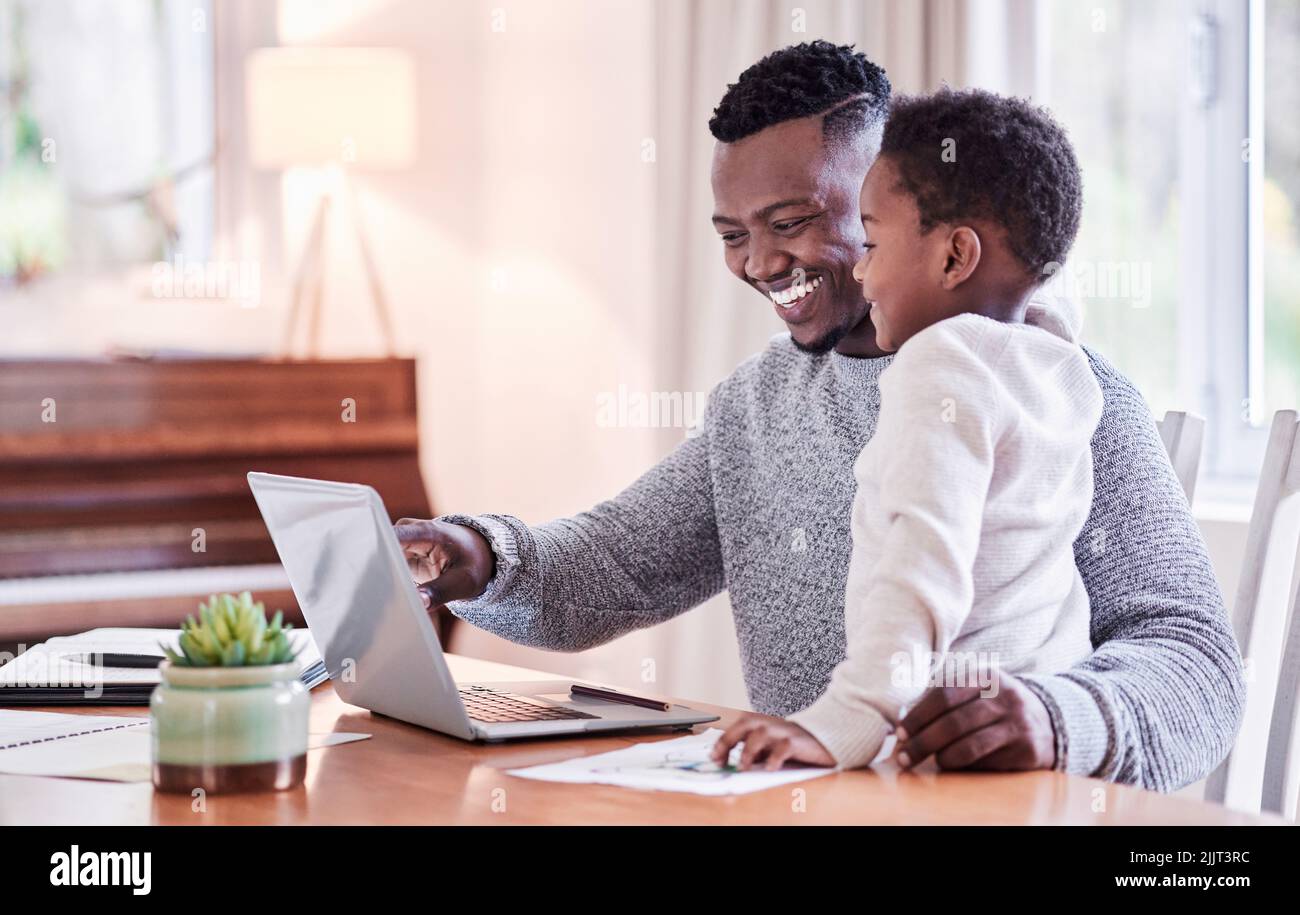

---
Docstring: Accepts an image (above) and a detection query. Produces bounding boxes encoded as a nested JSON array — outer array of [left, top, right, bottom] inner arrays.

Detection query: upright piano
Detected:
[[0, 357, 450, 646]]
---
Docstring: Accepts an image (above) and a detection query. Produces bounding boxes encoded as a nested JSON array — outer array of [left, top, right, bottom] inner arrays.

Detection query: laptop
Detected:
[[246, 472, 718, 742]]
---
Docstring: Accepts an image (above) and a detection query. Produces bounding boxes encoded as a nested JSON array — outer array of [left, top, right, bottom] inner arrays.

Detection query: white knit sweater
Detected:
[[790, 312, 1104, 768]]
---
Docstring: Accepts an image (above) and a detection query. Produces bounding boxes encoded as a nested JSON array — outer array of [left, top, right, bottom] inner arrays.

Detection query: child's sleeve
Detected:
[[789, 321, 1004, 768]]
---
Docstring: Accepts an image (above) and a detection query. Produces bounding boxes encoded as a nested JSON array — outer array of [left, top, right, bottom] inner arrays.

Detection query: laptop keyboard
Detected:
[[459, 685, 598, 723]]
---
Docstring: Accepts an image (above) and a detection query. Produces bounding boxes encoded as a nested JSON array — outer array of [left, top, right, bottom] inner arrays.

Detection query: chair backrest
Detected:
[[1157, 410, 1206, 502], [1263, 559, 1300, 818], [1204, 410, 1300, 810]]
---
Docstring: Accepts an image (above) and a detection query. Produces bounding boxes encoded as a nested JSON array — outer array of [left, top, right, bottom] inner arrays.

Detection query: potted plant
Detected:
[[151, 592, 309, 795]]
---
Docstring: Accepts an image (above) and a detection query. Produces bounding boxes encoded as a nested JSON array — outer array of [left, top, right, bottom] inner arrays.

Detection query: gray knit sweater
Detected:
[[443, 334, 1245, 792]]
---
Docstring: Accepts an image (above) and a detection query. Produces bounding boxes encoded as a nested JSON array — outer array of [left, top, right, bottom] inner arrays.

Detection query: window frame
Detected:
[[1180, 0, 1267, 495]]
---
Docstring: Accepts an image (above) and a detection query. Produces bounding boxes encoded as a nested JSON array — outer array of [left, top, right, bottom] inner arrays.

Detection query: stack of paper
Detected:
[[0, 710, 371, 782], [0, 628, 328, 706], [0, 711, 153, 780]]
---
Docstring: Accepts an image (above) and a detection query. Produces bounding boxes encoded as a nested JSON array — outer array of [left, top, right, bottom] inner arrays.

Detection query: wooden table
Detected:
[[0, 654, 1279, 826]]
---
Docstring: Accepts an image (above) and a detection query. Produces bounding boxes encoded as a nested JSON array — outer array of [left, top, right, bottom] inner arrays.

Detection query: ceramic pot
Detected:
[[150, 660, 309, 794]]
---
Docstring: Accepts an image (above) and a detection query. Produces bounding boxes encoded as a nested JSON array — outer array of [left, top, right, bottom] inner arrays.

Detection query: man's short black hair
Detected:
[[709, 40, 890, 146], [880, 87, 1082, 278]]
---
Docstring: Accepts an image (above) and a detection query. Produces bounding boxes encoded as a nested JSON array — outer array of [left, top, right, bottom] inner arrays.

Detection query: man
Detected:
[[396, 41, 1243, 790]]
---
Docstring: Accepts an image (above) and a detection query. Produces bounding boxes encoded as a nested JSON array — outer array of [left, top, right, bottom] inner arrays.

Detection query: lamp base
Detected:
[[281, 175, 398, 358]]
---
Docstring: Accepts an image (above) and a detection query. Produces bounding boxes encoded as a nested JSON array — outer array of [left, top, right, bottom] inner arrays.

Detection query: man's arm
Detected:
[[418, 424, 726, 652], [1015, 350, 1246, 791]]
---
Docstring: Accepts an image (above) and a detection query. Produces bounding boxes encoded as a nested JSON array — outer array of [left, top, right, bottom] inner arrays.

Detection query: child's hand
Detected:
[[710, 712, 837, 771]]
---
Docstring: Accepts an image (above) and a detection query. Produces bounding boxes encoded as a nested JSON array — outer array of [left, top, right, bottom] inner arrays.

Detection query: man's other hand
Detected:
[[895, 672, 1056, 772]]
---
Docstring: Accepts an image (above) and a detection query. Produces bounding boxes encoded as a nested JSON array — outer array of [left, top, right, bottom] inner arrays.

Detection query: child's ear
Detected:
[[940, 226, 982, 290]]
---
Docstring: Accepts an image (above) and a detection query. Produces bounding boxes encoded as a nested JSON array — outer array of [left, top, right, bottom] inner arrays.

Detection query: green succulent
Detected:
[[162, 592, 299, 667]]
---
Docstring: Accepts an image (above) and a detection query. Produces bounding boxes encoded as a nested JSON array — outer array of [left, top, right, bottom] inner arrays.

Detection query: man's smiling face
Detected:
[[710, 115, 886, 357]]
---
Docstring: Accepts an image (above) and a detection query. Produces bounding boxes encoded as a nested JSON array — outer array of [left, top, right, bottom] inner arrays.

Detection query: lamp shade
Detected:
[[245, 47, 416, 170]]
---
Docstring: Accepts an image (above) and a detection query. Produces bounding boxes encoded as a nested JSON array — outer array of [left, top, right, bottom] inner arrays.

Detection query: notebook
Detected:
[[0, 627, 329, 706]]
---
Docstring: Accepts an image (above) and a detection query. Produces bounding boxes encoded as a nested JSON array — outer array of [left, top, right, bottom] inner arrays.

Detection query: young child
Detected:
[[712, 87, 1101, 771]]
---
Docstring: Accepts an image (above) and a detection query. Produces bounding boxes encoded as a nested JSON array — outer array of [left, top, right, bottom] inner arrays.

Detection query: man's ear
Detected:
[[940, 226, 982, 290]]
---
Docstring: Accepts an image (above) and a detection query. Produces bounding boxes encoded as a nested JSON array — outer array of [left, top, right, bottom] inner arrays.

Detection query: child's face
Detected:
[[851, 155, 959, 352]]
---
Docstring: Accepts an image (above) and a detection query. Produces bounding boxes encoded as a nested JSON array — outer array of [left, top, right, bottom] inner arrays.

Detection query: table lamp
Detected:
[[245, 47, 417, 356]]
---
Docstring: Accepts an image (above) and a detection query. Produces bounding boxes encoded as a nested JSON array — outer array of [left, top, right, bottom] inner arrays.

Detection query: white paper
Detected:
[[307, 732, 371, 749], [506, 727, 837, 796], [0, 710, 368, 783], [0, 710, 149, 749], [0, 712, 152, 781]]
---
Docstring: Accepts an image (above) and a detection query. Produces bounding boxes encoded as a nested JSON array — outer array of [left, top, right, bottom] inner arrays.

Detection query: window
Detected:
[[1032, 0, 1298, 495], [1263, 0, 1300, 426], [0, 0, 214, 283], [1041, 0, 1185, 419]]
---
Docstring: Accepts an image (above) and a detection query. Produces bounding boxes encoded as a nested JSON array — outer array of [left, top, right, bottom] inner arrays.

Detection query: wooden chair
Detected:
[[1203, 410, 1300, 814], [1157, 410, 1206, 502]]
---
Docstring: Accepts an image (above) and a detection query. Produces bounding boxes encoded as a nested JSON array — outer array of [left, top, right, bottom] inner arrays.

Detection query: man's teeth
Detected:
[[769, 276, 822, 308]]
